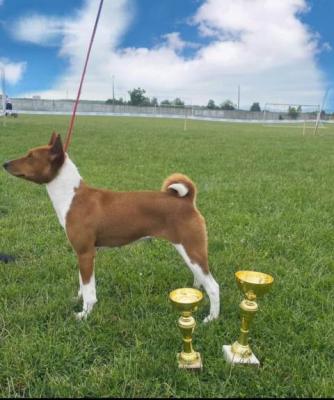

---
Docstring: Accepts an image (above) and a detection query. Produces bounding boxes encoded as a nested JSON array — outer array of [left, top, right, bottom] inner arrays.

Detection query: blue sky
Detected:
[[0, 0, 333, 110], [301, 0, 334, 107]]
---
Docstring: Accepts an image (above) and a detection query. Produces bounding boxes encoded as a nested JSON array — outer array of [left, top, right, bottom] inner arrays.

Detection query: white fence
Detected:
[[8, 98, 334, 123]]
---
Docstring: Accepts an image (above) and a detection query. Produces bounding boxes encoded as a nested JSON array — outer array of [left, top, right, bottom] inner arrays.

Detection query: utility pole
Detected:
[[237, 84, 240, 110], [112, 75, 115, 105]]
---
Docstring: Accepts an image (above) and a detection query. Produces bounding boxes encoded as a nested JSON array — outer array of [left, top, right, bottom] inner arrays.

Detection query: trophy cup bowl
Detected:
[[169, 288, 204, 370], [223, 270, 274, 366], [235, 271, 274, 301], [169, 288, 203, 313]]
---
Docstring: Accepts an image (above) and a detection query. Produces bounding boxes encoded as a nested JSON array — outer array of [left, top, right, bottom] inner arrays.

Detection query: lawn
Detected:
[[0, 115, 333, 397]]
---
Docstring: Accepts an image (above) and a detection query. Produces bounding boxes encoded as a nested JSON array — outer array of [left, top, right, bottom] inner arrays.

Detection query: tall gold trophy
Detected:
[[169, 288, 203, 370], [223, 271, 274, 366]]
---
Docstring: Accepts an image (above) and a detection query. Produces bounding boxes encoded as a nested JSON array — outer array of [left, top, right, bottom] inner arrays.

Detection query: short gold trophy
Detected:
[[223, 271, 274, 366], [169, 288, 203, 370]]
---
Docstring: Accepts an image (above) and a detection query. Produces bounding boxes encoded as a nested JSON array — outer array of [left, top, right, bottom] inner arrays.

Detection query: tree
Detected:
[[207, 99, 217, 109], [150, 97, 159, 106], [161, 100, 171, 106], [220, 100, 235, 110], [288, 106, 300, 120], [128, 88, 150, 106], [141, 97, 151, 106], [105, 97, 125, 105], [250, 102, 261, 112], [172, 98, 185, 107]]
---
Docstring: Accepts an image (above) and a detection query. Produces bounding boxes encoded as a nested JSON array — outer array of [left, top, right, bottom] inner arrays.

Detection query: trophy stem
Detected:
[[231, 299, 258, 357], [169, 288, 204, 370], [177, 313, 202, 369]]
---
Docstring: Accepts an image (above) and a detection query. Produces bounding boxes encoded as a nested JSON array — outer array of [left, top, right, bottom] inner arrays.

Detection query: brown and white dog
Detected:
[[3, 133, 220, 322]]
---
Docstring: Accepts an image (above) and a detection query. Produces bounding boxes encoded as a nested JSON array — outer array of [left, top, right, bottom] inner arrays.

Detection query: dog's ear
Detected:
[[50, 134, 64, 157], [48, 131, 58, 146]]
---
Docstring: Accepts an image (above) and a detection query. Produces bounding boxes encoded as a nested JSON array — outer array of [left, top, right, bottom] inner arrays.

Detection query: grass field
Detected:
[[0, 115, 333, 398]]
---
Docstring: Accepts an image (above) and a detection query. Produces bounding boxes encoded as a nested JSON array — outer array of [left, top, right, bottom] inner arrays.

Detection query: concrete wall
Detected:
[[10, 97, 325, 121]]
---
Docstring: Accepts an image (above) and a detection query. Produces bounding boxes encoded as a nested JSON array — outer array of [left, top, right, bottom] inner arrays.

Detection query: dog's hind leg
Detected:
[[193, 275, 201, 289], [75, 250, 97, 320], [77, 272, 83, 300], [173, 240, 220, 323]]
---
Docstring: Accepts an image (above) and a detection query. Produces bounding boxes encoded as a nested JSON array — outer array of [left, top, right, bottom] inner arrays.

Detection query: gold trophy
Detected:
[[223, 271, 274, 366], [169, 288, 204, 370]]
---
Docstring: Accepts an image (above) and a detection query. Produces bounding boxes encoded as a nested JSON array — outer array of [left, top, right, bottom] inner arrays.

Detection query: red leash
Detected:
[[63, 0, 104, 152]]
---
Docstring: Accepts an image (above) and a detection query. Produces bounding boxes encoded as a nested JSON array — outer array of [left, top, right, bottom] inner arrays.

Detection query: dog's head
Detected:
[[3, 132, 65, 184]]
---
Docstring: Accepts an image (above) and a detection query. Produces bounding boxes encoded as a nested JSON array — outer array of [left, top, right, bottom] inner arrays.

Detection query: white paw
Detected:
[[75, 311, 87, 321], [203, 314, 218, 324]]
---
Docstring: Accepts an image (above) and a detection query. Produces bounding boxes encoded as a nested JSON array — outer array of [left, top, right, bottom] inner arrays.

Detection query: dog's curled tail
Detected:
[[162, 173, 197, 203]]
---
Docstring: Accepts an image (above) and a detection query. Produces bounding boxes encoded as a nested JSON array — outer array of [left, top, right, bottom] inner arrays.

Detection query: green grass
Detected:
[[0, 115, 334, 397]]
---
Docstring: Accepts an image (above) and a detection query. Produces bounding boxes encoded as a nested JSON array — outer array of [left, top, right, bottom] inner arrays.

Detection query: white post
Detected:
[[237, 85, 240, 110], [184, 107, 187, 131], [314, 90, 329, 136], [1, 66, 5, 116], [1, 66, 6, 126], [314, 106, 321, 136]]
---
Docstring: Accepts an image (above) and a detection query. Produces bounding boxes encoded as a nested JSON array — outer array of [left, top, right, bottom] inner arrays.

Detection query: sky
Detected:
[[0, 0, 333, 110]]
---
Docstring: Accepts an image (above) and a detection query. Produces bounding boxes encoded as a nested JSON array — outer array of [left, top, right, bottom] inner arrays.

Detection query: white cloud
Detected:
[[0, 59, 26, 85], [13, 0, 326, 107], [322, 42, 332, 52], [162, 32, 199, 53], [10, 14, 65, 46]]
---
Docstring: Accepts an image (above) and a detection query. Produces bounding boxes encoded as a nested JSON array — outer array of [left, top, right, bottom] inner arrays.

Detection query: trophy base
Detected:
[[223, 345, 260, 367], [177, 352, 203, 370]]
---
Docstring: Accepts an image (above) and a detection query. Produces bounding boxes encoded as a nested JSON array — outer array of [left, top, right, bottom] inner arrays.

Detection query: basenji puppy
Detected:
[[3, 133, 220, 322]]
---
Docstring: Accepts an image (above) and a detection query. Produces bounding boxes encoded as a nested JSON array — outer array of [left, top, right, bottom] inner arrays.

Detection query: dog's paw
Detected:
[[75, 311, 87, 321], [203, 314, 218, 324]]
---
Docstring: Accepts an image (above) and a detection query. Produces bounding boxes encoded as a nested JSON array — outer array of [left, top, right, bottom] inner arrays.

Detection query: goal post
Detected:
[[314, 89, 330, 135], [263, 103, 322, 133]]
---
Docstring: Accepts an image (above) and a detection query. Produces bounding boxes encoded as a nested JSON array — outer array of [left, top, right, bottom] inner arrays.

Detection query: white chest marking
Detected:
[[46, 155, 82, 229]]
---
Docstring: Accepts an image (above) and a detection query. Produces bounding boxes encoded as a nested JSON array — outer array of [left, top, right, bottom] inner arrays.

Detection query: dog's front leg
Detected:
[[75, 251, 97, 320]]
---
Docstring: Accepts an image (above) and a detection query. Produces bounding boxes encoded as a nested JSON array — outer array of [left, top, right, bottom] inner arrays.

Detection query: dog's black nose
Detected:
[[3, 161, 9, 170]]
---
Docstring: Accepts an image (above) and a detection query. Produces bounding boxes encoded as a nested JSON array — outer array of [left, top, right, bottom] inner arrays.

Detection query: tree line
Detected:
[[106, 88, 185, 108], [107, 88, 332, 117], [106, 87, 263, 111], [207, 99, 261, 112]]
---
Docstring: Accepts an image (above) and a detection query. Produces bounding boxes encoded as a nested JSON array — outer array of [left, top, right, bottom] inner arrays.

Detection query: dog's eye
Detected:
[[27, 153, 33, 159]]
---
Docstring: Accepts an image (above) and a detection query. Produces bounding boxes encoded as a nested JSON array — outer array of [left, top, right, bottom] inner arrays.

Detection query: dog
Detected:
[[3, 133, 220, 322]]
